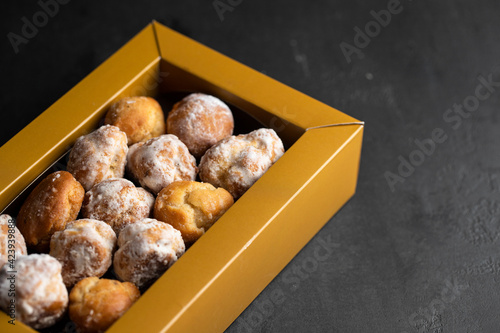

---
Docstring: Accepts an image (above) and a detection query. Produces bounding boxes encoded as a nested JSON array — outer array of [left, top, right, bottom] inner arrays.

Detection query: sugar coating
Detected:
[[199, 128, 284, 198], [0, 254, 68, 329], [50, 219, 117, 288], [0, 214, 27, 267], [67, 125, 129, 191], [113, 218, 185, 288], [127, 134, 197, 194], [167, 93, 234, 158], [82, 178, 154, 234]]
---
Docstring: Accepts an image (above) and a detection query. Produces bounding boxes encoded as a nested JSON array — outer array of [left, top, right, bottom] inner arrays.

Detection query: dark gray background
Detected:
[[2, 1, 499, 332]]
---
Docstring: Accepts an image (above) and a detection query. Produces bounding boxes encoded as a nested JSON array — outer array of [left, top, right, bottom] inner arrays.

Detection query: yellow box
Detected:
[[0, 22, 363, 333]]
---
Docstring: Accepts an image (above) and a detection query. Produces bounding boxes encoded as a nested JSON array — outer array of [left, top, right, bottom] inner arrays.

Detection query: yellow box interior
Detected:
[[0, 22, 363, 333]]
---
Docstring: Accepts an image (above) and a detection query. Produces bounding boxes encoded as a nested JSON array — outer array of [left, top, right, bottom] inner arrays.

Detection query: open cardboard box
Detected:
[[0, 21, 363, 333]]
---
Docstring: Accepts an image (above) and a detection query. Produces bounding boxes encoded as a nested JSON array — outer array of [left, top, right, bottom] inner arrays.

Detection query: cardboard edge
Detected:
[[170, 124, 365, 333], [108, 124, 364, 333], [306, 121, 365, 131], [152, 22, 360, 130], [151, 20, 163, 60], [0, 23, 160, 213], [221, 123, 365, 331]]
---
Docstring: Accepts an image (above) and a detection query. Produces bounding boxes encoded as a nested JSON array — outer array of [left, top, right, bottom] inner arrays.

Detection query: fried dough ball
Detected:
[[154, 181, 233, 244], [199, 128, 284, 198], [166, 93, 233, 158], [105, 96, 165, 145], [16, 171, 85, 252], [67, 125, 128, 191], [69, 277, 140, 333]]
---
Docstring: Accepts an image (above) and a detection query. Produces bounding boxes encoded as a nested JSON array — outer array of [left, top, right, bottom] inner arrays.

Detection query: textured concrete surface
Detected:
[[1, 1, 499, 332]]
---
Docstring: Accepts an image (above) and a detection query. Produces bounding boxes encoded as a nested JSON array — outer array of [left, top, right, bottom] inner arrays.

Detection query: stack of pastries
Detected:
[[0, 93, 284, 332]]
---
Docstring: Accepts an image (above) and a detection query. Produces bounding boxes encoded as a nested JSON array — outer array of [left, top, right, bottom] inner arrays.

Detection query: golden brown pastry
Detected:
[[126, 134, 197, 194], [166, 93, 234, 158], [199, 128, 285, 199], [0, 254, 68, 329], [50, 219, 117, 288], [0, 214, 27, 267], [154, 181, 233, 244], [105, 96, 165, 145], [16, 171, 85, 252], [67, 125, 129, 191], [69, 277, 140, 333], [81, 178, 154, 234], [113, 218, 185, 288]]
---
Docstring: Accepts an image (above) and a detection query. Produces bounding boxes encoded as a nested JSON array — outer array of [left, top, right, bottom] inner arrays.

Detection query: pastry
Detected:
[[0, 254, 68, 329], [69, 277, 140, 333], [154, 181, 233, 244], [199, 128, 284, 198], [67, 125, 129, 191], [105, 96, 165, 145], [81, 178, 154, 234], [0, 214, 27, 267], [126, 134, 197, 194], [16, 171, 85, 252], [166, 93, 234, 158], [50, 219, 117, 288], [113, 218, 185, 288]]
